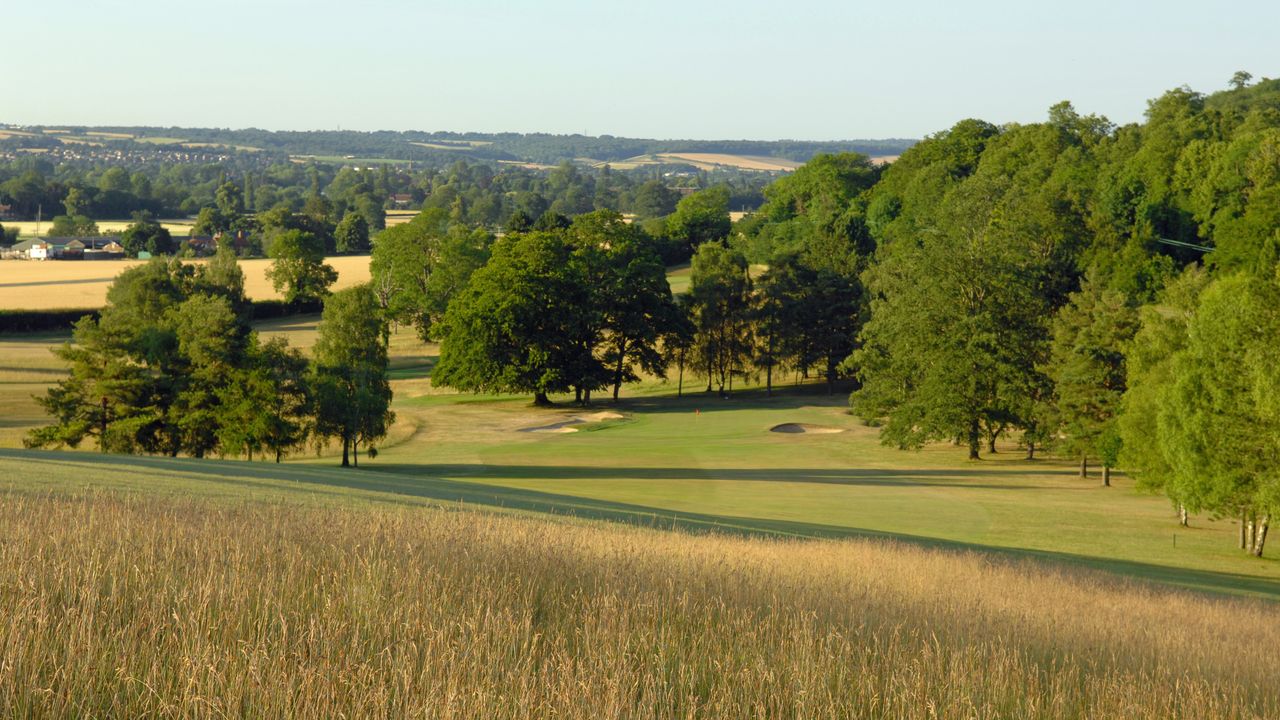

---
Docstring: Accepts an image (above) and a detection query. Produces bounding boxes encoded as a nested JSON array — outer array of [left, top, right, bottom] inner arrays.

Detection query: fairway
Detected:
[[4, 318, 1277, 601], [0, 255, 371, 309]]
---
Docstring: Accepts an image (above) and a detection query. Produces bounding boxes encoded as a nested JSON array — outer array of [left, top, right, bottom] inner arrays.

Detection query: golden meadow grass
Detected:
[[1, 490, 1276, 718]]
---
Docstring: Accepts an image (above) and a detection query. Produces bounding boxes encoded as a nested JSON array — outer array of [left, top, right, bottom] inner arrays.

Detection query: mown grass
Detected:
[[0, 488, 1275, 718]]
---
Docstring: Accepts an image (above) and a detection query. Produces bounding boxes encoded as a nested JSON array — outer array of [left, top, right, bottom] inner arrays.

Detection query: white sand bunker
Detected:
[[520, 411, 626, 433], [770, 423, 845, 434]]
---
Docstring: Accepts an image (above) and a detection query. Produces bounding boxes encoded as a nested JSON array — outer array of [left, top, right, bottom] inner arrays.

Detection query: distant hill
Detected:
[[0, 124, 916, 171]]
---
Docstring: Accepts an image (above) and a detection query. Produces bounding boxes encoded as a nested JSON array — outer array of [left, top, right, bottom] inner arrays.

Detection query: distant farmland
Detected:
[[594, 152, 896, 172], [0, 255, 372, 309], [1, 219, 195, 238]]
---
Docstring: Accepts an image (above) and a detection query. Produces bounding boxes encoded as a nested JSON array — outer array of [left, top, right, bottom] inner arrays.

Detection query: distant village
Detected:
[[0, 233, 233, 261]]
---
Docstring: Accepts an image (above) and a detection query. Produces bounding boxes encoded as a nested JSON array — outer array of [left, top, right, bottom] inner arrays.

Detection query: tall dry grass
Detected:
[[0, 491, 1275, 718]]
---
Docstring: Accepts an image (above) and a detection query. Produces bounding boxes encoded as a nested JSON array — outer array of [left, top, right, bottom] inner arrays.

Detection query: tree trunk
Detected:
[[341, 438, 350, 468], [1247, 516, 1256, 553], [1179, 505, 1188, 527], [1252, 516, 1269, 557], [1241, 511, 1248, 550], [765, 332, 774, 397], [826, 356, 836, 396], [1025, 440, 1036, 461], [1102, 465, 1111, 487], [1079, 455, 1088, 479], [677, 351, 685, 398], [988, 436, 997, 454], [276, 447, 282, 464], [574, 386, 582, 404], [534, 391, 551, 407], [613, 343, 626, 401], [353, 441, 359, 467], [583, 387, 592, 406], [967, 420, 980, 460]]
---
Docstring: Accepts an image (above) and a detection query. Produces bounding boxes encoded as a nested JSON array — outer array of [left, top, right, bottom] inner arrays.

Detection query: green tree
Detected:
[[688, 242, 753, 395], [312, 285, 394, 467], [369, 208, 491, 340], [215, 181, 244, 218], [48, 214, 98, 237], [120, 218, 175, 257], [266, 229, 337, 304], [570, 211, 681, 400], [1047, 270, 1139, 485], [1157, 272, 1280, 556], [25, 258, 264, 458], [667, 186, 730, 257], [434, 232, 596, 405], [192, 206, 229, 236], [217, 337, 311, 462], [631, 179, 680, 219], [334, 212, 370, 254], [1117, 267, 1208, 523], [166, 294, 248, 458], [851, 189, 1047, 459]]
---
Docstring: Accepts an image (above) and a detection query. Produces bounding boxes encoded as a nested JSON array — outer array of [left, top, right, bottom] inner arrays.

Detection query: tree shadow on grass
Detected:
[[370, 462, 1080, 488], [3, 448, 1277, 602]]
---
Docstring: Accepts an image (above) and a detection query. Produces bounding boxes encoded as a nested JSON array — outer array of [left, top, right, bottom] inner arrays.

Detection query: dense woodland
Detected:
[[26, 74, 1280, 555]]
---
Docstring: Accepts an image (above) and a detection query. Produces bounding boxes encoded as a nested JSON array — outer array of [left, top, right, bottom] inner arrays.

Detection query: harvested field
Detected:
[[0, 255, 371, 309]]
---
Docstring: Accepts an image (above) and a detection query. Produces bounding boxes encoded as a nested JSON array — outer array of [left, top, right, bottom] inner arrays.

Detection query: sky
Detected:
[[5, 0, 1278, 140]]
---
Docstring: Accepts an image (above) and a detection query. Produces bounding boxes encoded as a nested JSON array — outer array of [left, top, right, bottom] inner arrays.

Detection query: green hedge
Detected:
[[0, 300, 326, 334], [0, 308, 101, 333]]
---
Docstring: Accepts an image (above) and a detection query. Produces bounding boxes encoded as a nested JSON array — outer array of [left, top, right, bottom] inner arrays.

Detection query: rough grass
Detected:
[[0, 488, 1275, 718], [0, 255, 371, 309]]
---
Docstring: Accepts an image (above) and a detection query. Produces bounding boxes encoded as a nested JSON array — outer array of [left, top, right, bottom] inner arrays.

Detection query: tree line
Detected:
[[837, 75, 1280, 557], [26, 248, 392, 467], [413, 74, 1280, 557]]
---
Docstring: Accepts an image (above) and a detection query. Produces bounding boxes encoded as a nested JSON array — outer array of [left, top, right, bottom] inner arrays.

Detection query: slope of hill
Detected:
[[0, 124, 916, 169]]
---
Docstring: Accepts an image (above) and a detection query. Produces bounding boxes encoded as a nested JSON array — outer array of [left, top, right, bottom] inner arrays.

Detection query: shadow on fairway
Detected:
[[3, 448, 1276, 602], [371, 462, 1081, 488]]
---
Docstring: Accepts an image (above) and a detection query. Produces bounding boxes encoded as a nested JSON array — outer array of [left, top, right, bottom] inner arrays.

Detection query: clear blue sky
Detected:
[[6, 0, 1277, 140]]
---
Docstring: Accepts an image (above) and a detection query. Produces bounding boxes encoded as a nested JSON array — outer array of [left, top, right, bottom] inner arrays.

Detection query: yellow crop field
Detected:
[[0, 255, 371, 309], [594, 154, 804, 172], [1, 219, 195, 238], [657, 153, 803, 171]]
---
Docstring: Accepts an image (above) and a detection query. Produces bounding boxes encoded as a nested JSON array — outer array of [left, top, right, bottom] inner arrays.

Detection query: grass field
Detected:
[[0, 255, 371, 309], [4, 312, 1280, 715]]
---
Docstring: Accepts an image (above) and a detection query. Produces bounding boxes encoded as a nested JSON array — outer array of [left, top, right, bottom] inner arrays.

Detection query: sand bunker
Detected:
[[519, 411, 626, 434], [770, 423, 845, 434]]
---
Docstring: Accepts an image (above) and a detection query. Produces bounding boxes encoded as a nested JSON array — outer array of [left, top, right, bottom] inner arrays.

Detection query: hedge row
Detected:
[[0, 299, 326, 334]]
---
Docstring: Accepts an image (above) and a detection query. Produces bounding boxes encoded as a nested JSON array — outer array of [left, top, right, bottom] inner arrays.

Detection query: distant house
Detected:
[[188, 235, 218, 254], [0, 203, 15, 221], [85, 241, 125, 260], [389, 193, 415, 209], [26, 236, 121, 260], [28, 238, 86, 260], [4, 238, 39, 259]]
